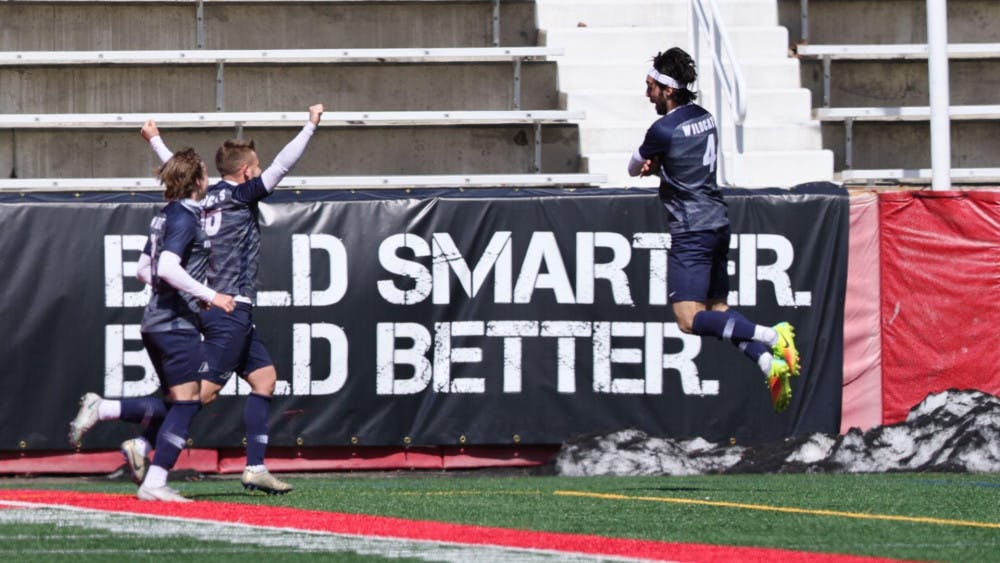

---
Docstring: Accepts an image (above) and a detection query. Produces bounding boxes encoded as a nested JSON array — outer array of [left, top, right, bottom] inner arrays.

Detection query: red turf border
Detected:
[[0, 445, 559, 474], [0, 489, 909, 563]]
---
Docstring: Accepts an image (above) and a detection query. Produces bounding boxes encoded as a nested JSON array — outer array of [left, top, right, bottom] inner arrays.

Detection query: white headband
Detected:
[[648, 68, 689, 90]]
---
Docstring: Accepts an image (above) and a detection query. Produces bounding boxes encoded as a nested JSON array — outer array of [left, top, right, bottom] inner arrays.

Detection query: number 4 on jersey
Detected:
[[702, 133, 717, 173]]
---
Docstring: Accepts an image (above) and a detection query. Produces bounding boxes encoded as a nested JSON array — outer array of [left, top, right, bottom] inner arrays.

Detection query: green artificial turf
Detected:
[[2, 472, 998, 562]]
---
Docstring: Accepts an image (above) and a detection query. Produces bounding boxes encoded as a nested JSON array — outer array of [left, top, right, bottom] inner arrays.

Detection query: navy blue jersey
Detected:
[[639, 103, 728, 233], [141, 200, 211, 333], [201, 178, 270, 299]]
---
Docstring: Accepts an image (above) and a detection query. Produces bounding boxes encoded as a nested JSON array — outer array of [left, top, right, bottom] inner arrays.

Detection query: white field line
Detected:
[[0, 501, 661, 563]]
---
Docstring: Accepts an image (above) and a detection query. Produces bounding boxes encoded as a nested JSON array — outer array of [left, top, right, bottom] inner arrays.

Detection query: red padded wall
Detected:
[[879, 191, 1000, 423]]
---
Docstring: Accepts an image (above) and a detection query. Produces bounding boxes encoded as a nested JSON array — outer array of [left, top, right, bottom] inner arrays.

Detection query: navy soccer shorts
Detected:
[[667, 225, 731, 304], [141, 329, 205, 388], [199, 302, 274, 386]]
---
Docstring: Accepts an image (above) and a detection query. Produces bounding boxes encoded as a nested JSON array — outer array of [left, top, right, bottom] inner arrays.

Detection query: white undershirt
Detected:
[[627, 150, 646, 177], [148, 121, 316, 193], [155, 250, 216, 303], [261, 122, 316, 192], [136, 253, 152, 285]]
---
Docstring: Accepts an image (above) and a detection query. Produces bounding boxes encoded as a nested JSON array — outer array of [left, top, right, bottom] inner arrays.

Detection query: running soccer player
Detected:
[[627, 47, 801, 412], [127, 104, 324, 494], [71, 149, 236, 501]]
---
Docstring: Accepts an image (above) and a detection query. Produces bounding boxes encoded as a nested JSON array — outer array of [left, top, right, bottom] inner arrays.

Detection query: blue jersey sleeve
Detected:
[[160, 207, 200, 257], [231, 177, 270, 204], [639, 121, 671, 161]]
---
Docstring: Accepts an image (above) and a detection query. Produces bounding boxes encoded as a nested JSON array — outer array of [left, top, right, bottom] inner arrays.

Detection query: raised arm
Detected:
[[141, 119, 174, 164], [260, 104, 324, 191]]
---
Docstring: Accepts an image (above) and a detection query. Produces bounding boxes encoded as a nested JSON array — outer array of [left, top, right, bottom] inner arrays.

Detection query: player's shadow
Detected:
[[186, 492, 264, 500], [623, 486, 719, 493]]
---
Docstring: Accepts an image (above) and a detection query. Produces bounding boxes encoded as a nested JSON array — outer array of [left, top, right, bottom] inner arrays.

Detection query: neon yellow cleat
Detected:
[[767, 357, 793, 413], [772, 322, 801, 377]]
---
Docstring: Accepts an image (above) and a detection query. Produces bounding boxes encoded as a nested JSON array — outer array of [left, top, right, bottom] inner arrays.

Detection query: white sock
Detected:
[[97, 400, 121, 421], [245, 464, 266, 474], [758, 352, 774, 375], [142, 465, 168, 489], [754, 326, 778, 347]]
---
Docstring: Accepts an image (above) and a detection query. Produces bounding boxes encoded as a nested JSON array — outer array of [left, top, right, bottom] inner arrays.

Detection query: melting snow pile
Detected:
[[554, 389, 1000, 476]]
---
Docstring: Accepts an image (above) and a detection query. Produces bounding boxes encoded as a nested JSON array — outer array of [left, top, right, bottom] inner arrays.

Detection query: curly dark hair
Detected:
[[652, 47, 698, 105], [156, 148, 206, 201]]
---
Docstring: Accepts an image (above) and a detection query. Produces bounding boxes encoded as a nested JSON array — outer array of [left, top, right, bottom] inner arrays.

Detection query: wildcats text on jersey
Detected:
[[680, 115, 717, 137]]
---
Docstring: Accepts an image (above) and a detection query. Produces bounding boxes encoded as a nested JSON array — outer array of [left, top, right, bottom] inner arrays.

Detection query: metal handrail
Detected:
[[690, 0, 748, 186]]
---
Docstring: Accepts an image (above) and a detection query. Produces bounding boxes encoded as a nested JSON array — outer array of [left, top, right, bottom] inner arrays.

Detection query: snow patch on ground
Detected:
[[555, 390, 1000, 476]]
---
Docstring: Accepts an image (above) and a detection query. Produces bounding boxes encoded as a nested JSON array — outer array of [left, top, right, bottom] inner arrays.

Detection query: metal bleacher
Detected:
[[788, 0, 1000, 184], [0, 1, 605, 191], [798, 43, 1000, 182]]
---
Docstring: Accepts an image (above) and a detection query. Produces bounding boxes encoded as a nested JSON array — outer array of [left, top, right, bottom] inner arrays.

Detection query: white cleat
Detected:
[[120, 439, 150, 485], [137, 485, 191, 502], [68, 393, 102, 446], [241, 468, 293, 495]]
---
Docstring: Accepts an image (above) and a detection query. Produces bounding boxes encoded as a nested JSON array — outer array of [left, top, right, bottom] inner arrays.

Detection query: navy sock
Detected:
[[244, 393, 271, 467], [738, 340, 771, 363], [141, 400, 169, 447], [691, 310, 730, 338], [723, 310, 758, 343], [119, 397, 166, 447], [150, 400, 201, 471], [119, 397, 166, 425], [693, 310, 770, 365]]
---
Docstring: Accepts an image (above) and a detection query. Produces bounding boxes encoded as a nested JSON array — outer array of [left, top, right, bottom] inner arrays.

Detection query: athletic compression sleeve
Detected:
[[627, 149, 645, 177], [136, 253, 152, 285], [157, 251, 217, 303], [260, 121, 317, 192], [148, 136, 174, 164]]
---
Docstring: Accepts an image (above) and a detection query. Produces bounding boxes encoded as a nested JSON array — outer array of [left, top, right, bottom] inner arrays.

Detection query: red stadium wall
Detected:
[[878, 191, 1000, 423], [842, 189, 1000, 430]]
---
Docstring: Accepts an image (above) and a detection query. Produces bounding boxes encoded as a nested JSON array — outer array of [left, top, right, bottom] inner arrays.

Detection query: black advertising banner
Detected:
[[0, 186, 848, 451]]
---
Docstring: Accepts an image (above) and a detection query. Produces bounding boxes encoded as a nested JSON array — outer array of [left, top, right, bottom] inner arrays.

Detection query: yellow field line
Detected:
[[554, 490, 1000, 530]]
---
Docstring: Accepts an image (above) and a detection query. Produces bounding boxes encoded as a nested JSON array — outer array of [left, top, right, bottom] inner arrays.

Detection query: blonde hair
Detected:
[[215, 138, 257, 176], [156, 148, 205, 201]]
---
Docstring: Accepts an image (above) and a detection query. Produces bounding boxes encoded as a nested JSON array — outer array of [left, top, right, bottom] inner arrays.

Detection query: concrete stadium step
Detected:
[[557, 58, 802, 92], [0, 125, 583, 179], [541, 26, 789, 60], [0, 61, 560, 113], [778, 0, 998, 178], [577, 120, 822, 154], [820, 120, 999, 171], [0, 1, 537, 50], [535, 0, 777, 28], [798, 58, 1000, 108], [581, 153, 660, 188], [584, 148, 833, 189], [723, 149, 835, 188], [564, 89, 814, 122], [778, 0, 999, 44]]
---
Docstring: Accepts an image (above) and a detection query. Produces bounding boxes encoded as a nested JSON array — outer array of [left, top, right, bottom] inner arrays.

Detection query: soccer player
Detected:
[[71, 149, 236, 501], [128, 104, 324, 494], [627, 47, 801, 412]]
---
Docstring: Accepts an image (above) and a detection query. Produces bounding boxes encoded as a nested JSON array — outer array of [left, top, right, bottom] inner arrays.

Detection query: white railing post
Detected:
[[927, 0, 951, 190], [689, 0, 747, 187]]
